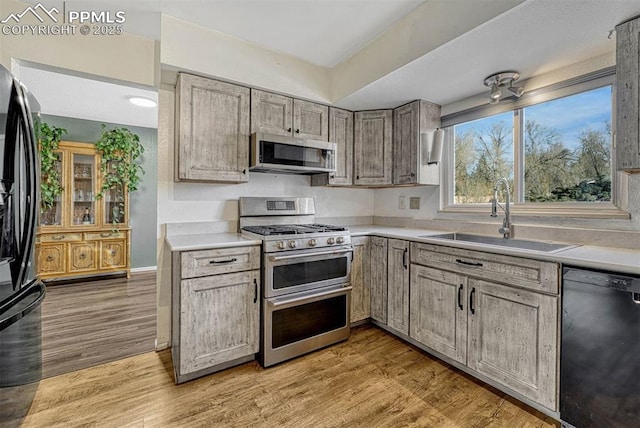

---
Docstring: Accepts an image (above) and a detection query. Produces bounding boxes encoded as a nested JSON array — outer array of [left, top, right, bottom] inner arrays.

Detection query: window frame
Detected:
[[440, 69, 629, 219]]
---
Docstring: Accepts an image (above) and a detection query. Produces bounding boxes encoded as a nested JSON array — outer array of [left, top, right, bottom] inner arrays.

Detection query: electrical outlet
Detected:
[[409, 197, 420, 210], [398, 196, 408, 210]]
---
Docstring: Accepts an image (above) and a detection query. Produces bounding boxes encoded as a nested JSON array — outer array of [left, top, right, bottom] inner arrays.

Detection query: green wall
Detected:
[[41, 115, 158, 269]]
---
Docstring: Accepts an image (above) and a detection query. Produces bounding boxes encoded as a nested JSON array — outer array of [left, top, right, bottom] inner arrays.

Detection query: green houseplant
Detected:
[[95, 125, 145, 224], [39, 123, 67, 211]]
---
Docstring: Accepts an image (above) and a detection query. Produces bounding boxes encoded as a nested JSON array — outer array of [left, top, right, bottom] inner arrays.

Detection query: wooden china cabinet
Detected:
[[36, 141, 131, 280]]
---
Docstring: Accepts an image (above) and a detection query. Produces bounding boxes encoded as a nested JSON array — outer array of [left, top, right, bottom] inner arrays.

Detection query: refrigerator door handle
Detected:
[[13, 81, 38, 287], [0, 279, 45, 331]]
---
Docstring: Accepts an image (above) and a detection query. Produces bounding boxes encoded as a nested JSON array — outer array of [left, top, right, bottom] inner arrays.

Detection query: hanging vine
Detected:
[[39, 122, 67, 211], [94, 125, 145, 224]]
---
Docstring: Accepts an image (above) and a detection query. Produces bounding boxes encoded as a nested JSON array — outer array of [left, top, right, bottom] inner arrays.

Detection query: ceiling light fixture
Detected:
[[128, 96, 157, 108], [483, 71, 523, 104]]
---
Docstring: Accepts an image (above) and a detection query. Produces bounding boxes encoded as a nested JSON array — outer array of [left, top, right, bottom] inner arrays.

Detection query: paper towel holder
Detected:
[[421, 129, 444, 165]]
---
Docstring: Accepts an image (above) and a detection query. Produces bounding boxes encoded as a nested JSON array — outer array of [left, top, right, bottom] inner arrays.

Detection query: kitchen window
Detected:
[[441, 69, 627, 217]]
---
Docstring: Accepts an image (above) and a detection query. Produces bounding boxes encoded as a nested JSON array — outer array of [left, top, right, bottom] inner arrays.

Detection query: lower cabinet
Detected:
[[369, 236, 388, 323], [36, 230, 130, 280], [410, 265, 467, 364], [409, 243, 559, 412], [467, 278, 558, 411], [350, 237, 371, 323], [386, 239, 409, 335], [172, 245, 261, 383]]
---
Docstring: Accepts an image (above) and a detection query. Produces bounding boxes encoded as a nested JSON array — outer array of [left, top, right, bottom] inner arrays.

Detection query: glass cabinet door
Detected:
[[40, 151, 63, 227], [103, 161, 126, 225], [71, 153, 96, 226]]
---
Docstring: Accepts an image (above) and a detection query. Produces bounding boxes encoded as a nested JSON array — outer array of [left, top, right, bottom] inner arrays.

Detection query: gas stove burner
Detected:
[[242, 223, 347, 236]]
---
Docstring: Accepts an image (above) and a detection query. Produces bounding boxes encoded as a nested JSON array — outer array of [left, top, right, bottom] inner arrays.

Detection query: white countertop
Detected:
[[165, 233, 261, 252], [165, 226, 640, 275], [349, 225, 640, 275]]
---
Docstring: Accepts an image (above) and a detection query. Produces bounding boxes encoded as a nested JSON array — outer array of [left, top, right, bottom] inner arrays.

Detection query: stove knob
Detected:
[[288, 240, 298, 249], [308, 239, 317, 247], [277, 241, 286, 250], [327, 237, 335, 245], [336, 236, 345, 244]]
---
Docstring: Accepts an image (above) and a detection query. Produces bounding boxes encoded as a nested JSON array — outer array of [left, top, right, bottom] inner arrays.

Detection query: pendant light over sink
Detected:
[[484, 71, 524, 104]]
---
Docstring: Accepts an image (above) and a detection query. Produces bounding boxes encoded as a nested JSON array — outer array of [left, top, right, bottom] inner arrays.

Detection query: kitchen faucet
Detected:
[[490, 178, 512, 239]]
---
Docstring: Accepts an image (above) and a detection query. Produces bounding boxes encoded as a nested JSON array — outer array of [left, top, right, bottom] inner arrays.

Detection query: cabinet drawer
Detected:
[[38, 233, 82, 243], [181, 246, 261, 279], [85, 231, 127, 240], [410, 242, 559, 294]]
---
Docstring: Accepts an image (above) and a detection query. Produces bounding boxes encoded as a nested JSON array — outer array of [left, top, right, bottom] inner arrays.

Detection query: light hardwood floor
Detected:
[[41, 272, 156, 378], [25, 325, 558, 427]]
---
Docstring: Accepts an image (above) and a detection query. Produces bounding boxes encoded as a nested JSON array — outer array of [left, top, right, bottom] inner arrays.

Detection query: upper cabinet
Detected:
[[354, 110, 393, 186], [393, 100, 441, 185], [175, 73, 250, 183], [251, 89, 329, 141], [311, 107, 354, 186], [616, 16, 640, 172]]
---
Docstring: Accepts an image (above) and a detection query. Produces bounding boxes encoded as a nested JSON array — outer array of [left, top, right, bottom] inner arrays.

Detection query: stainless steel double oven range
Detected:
[[240, 197, 352, 367]]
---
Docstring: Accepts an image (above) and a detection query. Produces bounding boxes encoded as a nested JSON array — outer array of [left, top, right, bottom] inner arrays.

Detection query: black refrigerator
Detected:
[[0, 64, 46, 427]]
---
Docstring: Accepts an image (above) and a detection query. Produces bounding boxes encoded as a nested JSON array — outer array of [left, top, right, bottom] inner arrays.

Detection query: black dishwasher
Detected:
[[561, 266, 640, 428]]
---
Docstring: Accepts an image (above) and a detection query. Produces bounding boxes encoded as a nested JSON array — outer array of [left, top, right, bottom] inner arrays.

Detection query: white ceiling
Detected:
[[17, 66, 158, 129], [334, 0, 640, 110], [21, 0, 640, 119]]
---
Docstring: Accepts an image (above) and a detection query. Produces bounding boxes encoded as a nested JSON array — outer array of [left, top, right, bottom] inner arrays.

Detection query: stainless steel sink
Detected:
[[423, 233, 574, 253]]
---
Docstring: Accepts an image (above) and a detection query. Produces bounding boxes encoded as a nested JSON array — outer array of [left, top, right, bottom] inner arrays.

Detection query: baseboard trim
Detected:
[[131, 266, 157, 273]]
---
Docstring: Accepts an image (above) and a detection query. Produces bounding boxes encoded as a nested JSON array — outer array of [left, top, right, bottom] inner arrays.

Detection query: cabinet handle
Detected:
[[458, 284, 463, 310], [110, 250, 117, 257], [287, 127, 292, 133], [295, 129, 300, 134], [209, 258, 238, 265], [243, 169, 247, 175], [46, 255, 54, 262], [51, 235, 65, 241], [253, 278, 258, 303], [79, 253, 86, 260], [402, 248, 408, 269], [410, 173, 415, 177], [470, 287, 476, 314], [100, 232, 113, 238], [456, 258, 483, 268], [356, 175, 360, 180]]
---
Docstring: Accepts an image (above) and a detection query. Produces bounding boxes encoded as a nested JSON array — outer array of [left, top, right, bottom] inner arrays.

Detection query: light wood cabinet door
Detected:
[[100, 240, 127, 270], [393, 100, 441, 185], [369, 236, 388, 323], [393, 101, 419, 184], [387, 239, 409, 335], [250, 89, 293, 137], [616, 16, 640, 171], [179, 270, 260, 375], [354, 110, 393, 186], [350, 237, 370, 323], [467, 278, 558, 411], [312, 107, 353, 186], [176, 73, 250, 182], [410, 265, 467, 364], [37, 244, 65, 276], [292, 99, 329, 141], [69, 242, 97, 272]]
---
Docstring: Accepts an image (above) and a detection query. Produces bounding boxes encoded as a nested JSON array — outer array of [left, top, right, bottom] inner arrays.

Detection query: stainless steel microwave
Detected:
[[249, 132, 336, 174]]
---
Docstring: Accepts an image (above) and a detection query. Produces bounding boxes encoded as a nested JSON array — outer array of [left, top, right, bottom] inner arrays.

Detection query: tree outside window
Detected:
[[452, 86, 612, 205]]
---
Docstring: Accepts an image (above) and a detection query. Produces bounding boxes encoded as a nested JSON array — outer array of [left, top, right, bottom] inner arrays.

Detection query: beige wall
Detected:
[[160, 15, 330, 102]]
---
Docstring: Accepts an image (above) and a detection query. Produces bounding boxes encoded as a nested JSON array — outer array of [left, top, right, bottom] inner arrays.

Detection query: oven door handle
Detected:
[[268, 249, 352, 262], [268, 286, 352, 309]]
